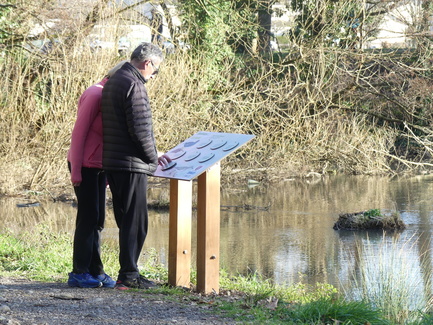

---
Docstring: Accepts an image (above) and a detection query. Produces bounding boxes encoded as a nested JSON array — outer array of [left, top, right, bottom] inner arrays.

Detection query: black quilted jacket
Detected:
[[101, 62, 158, 175]]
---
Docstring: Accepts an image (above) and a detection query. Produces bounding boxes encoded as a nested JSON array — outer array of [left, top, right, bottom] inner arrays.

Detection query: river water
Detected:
[[2, 174, 433, 298]]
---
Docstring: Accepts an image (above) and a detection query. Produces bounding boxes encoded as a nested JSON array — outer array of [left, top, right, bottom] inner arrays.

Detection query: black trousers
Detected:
[[68, 162, 106, 275], [106, 172, 149, 282]]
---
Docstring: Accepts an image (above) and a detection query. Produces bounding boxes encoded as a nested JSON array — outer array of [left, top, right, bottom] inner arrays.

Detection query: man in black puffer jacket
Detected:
[[101, 43, 170, 290]]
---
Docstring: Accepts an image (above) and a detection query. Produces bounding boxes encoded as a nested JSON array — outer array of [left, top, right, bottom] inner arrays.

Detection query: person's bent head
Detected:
[[130, 42, 163, 81], [106, 60, 128, 79]]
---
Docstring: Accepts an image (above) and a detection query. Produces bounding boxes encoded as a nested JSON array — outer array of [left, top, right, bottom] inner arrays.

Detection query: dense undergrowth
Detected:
[[1, 36, 433, 196]]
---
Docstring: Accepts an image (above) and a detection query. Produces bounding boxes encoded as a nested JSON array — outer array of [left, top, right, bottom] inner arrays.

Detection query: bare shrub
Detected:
[[1, 2, 433, 195], [0, 45, 413, 194]]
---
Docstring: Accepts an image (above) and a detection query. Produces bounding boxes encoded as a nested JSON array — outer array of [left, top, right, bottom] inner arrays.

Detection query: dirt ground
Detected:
[[0, 277, 240, 325]]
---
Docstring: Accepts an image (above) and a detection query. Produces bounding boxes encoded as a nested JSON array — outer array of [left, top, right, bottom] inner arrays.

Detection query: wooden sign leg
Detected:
[[168, 179, 192, 288], [196, 163, 221, 294]]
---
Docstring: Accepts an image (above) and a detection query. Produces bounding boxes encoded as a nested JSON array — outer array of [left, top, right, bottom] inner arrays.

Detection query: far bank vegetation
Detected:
[[1, 0, 433, 196]]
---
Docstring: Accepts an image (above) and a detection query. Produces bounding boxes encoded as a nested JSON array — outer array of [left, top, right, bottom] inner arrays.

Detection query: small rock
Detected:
[[152, 300, 164, 304], [51, 294, 83, 300], [0, 305, 10, 313]]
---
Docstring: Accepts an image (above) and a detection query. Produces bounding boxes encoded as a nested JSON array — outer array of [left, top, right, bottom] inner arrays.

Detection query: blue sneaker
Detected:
[[68, 272, 102, 288], [95, 273, 116, 288]]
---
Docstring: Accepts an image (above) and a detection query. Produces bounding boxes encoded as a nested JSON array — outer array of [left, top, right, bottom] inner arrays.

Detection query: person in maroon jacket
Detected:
[[101, 43, 170, 290], [67, 61, 125, 288]]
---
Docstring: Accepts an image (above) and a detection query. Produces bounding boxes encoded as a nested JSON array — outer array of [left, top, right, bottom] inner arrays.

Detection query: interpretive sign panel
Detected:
[[153, 131, 255, 181]]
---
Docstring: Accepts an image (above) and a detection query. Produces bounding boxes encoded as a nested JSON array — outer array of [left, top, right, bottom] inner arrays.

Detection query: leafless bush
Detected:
[[1, 2, 433, 195], [0, 38, 116, 194]]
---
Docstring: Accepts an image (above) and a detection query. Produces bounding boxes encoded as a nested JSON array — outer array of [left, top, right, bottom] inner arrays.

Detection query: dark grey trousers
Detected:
[[106, 171, 149, 282], [69, 162, 106, 276]]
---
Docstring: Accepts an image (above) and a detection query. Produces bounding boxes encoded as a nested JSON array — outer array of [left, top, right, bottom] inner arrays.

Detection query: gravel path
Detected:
[[0, 278, 240, 325]]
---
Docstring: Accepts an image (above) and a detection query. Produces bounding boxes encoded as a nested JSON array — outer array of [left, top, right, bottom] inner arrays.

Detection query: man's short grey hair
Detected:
[[130, 43, 164, 62]]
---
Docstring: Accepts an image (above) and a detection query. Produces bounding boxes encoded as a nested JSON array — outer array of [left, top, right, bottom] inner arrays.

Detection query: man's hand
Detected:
[[158, 153, 172, 166]]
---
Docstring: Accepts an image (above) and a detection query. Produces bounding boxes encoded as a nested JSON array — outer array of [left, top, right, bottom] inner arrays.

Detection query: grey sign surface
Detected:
[[153, 131, 255, 181]]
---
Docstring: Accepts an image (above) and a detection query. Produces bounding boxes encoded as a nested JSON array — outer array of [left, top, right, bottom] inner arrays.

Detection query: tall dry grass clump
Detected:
[[344, 235, 433, 324]]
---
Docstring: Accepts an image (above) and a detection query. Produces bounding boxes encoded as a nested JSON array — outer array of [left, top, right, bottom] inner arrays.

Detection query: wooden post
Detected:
[[168, 179, 192, 288], [196, 163, 221, 294]]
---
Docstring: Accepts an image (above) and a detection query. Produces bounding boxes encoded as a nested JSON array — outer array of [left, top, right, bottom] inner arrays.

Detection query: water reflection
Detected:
[[2, 175, 433, 294], [0, 198, 76, 233]]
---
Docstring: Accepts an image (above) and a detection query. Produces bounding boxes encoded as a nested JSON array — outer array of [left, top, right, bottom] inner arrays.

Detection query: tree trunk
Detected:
[[421, 0, 433, 47], [257, 1, 273, 55]]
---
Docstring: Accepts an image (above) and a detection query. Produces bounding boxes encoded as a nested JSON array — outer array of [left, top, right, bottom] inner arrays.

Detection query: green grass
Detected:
[[0, 224, 431, 324], [0, 225, 72, 281]]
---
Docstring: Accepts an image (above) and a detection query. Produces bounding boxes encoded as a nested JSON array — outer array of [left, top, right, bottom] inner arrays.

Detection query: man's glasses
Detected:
[[150, 61, 159, 75]]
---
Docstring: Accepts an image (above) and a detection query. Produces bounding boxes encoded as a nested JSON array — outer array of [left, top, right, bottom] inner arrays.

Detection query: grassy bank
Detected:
[[1, 225, 433, 324]]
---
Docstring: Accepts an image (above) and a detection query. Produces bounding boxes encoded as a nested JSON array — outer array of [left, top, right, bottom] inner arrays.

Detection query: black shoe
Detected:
[[138, 275, 158, 289], [115, 275, 157, 290]]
